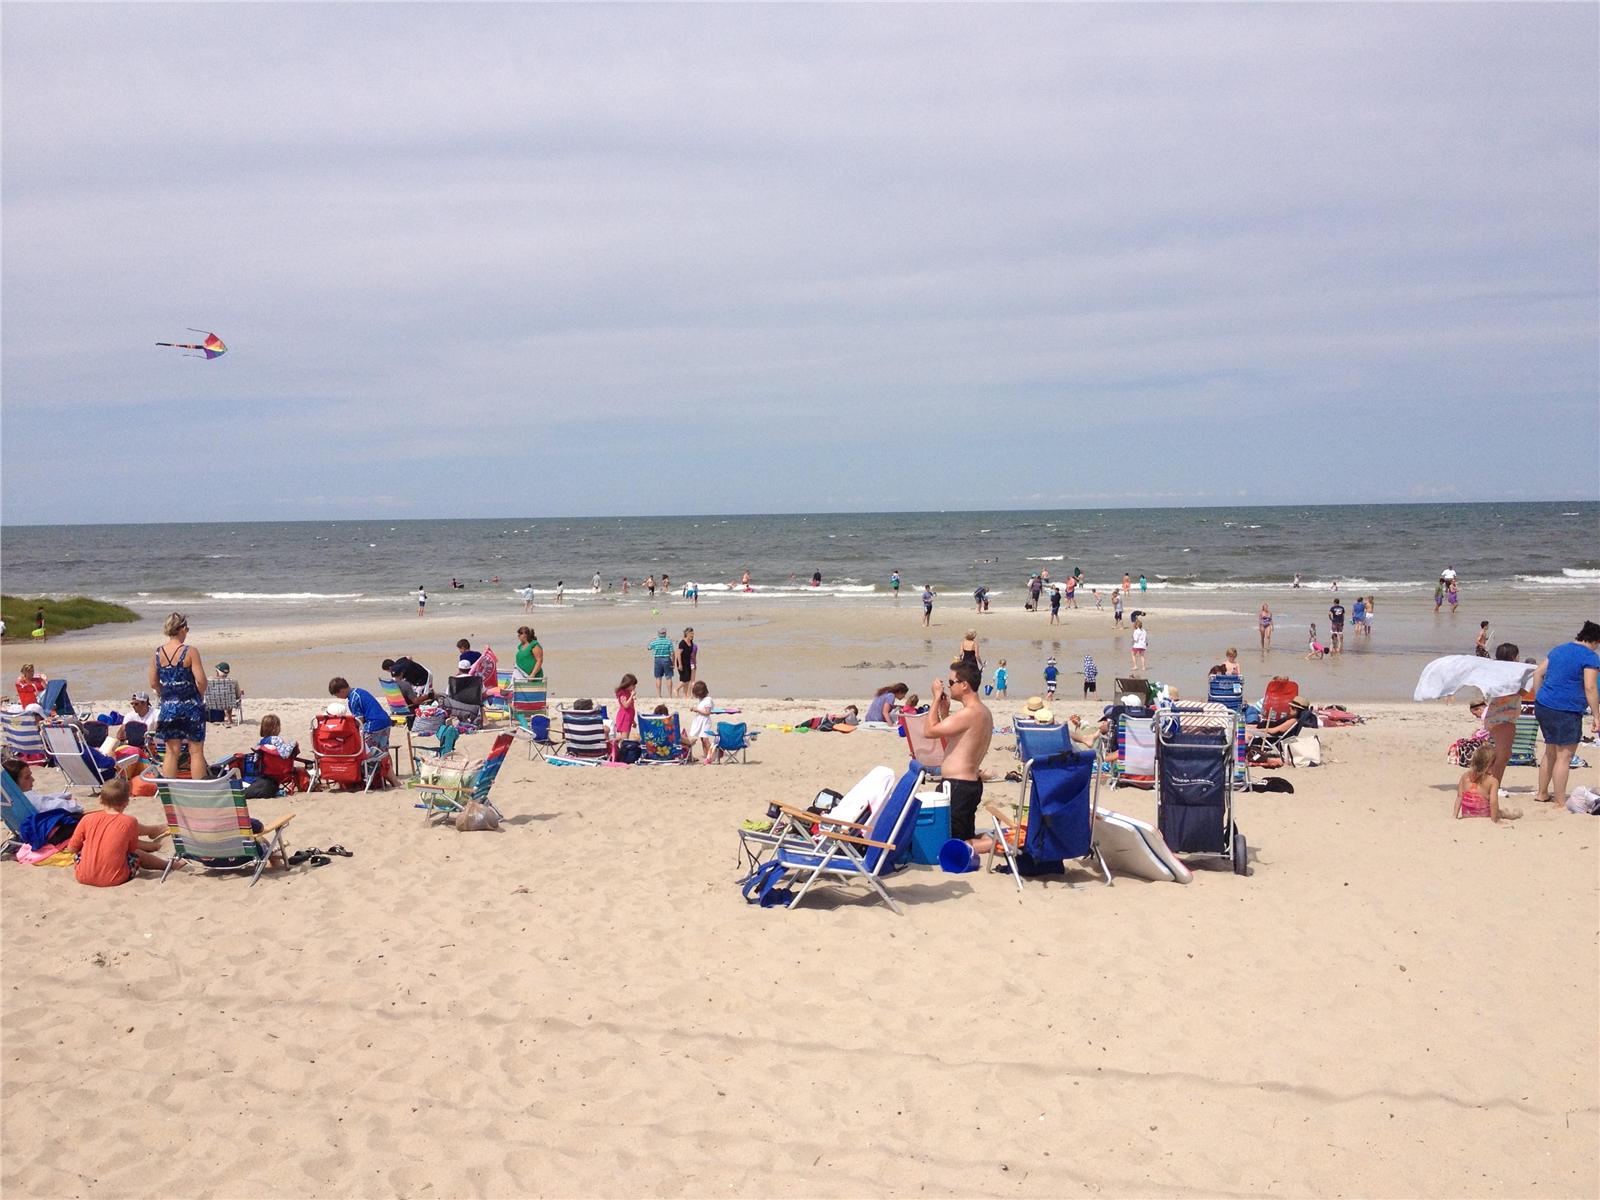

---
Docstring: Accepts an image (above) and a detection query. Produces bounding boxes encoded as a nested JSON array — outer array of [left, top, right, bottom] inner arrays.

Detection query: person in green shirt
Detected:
[[648, 626, 675, 697], [514, 626, 544, 683]]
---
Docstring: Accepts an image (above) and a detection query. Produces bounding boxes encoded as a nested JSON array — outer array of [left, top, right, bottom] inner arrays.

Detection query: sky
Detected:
[[2, 2, 1597, 524]]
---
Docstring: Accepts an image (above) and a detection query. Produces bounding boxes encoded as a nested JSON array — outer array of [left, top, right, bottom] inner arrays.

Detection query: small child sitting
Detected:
[[64, 776, 171, 886], [1455, 742, 1520, 823]]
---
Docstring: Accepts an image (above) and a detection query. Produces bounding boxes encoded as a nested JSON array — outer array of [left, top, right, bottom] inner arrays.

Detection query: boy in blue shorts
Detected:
[[1043, 655, 1059, 700]]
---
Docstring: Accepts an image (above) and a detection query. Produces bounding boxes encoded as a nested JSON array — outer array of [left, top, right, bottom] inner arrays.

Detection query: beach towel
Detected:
[[1414, 656, 1534, 702]]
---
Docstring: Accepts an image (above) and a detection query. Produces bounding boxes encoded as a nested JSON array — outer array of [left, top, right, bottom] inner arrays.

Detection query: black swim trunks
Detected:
[[947, 778, 983, 841]]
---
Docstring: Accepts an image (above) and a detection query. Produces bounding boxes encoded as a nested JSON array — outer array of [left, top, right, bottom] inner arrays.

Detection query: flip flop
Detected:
[[306, 854, 332, 868], [287, 849, 317, 866], [324, 844, 353, 858]]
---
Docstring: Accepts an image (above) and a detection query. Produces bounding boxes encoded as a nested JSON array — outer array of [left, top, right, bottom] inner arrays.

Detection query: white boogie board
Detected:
[[1096, 807, 1193, 884]]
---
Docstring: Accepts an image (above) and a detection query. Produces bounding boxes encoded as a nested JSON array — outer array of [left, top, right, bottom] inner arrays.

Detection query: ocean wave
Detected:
[[205, 591, 364, 600], [1513, 571, 1600, 586], [1026, 555, 1064, 561]]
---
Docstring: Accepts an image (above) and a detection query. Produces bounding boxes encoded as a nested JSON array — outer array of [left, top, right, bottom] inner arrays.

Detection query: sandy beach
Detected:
[[2, 687, 1597, 1198]]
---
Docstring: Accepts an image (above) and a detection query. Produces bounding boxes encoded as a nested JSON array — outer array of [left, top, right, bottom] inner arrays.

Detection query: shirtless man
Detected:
[[924, 660, 994, 850]]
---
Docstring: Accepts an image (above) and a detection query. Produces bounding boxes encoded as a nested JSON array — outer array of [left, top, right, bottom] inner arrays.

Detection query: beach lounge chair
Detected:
[[378, 679, 413, 726], [737, 764, 906, 873], [556, 707, 610, 759], [1015, 721, 1072, 763], [1, 769, 42, 858], [156, 775, 295, 885], [1207, 674, 1245, 713], [899, 709, 947, 773], [1, 708, 49, 765], [999, 749, 1109, 887], [1508, 714, 1539, 767], [41, 724, 116, 793], [41, 679, 77, 717], [412, 733, 513, 824], [637, 713, 689, 763], [744, 775, 923, 914], [713, 722, 751, 763]]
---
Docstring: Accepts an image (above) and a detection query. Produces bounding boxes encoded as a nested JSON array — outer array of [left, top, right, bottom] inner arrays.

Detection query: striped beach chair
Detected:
[[378, 679, 412, 727], [157, 775, 295, 885], [511, 678, 548, 727], [1, 708, 49, 766], [412, 733, 513, 824], [1507, 714, 1539, 767], [2, 768, 43, 858]]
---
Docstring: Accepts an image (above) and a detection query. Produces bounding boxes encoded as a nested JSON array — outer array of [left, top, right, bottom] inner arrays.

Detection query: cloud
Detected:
[[2, 3, 1596, 522]]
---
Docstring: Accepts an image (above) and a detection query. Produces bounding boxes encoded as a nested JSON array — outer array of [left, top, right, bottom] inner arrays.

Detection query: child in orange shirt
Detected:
[[65, 777, 172, 886]]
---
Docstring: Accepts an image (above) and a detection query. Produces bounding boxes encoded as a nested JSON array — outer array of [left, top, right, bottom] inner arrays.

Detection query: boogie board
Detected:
[[1095, 807, 1193, 884]]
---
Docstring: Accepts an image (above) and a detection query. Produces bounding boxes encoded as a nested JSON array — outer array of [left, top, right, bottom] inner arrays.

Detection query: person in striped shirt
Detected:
[[1082, 654, 1098, 697]]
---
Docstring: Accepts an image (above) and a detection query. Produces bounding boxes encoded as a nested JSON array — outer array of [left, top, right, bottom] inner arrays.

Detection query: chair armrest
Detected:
[[771, 802, 868, 829], [255, 813, 295, 836], [816, 830, 894, 851]]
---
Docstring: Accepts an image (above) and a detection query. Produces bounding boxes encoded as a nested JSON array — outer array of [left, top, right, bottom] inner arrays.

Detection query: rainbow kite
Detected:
[[156, 329, 227, 359]]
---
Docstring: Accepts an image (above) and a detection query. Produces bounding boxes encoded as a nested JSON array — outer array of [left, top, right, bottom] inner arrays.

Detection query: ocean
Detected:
[[1, 502, 1595, 621]]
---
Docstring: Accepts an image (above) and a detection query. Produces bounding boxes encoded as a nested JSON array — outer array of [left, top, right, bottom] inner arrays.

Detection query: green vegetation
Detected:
[[1, 595, 140, 639]]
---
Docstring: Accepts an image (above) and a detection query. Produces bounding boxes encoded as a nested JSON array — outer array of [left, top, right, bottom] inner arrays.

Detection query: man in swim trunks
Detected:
[[921, 584, 934, 627], [924, 660, 994, 851], [1328, 597, 1346, 654]]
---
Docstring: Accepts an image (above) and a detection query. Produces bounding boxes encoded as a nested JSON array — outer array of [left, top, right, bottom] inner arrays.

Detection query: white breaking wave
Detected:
[[206, 591, 364, 600], [1513, 569, 1600, 586], [1026, 555, 1064, 561]]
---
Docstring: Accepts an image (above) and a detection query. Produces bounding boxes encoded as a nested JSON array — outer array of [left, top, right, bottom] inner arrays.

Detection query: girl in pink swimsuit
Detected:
[[1455, 743, 1520, 823]]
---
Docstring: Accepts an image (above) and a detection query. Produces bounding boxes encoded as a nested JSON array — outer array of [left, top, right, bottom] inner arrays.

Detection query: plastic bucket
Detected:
[[910, 792, 951, 865], [939, 838, 979, 873]]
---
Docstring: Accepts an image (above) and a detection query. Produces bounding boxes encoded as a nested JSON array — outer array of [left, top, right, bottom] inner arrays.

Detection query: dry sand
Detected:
[[2, 695, 1597, 1198]]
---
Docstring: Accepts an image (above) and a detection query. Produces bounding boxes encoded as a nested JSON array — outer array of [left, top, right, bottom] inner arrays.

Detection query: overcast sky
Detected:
[[3, 2, 1596, 524]]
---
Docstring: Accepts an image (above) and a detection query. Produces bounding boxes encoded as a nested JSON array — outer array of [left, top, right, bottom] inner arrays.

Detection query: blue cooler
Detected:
[[910, 789, 951, 865]]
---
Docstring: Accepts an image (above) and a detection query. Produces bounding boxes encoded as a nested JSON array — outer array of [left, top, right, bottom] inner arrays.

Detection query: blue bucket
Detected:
[[939, 838, 979, 873]]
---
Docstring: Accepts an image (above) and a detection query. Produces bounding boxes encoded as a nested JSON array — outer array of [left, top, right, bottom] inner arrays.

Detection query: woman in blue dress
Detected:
[[149, 612, 210, 779]]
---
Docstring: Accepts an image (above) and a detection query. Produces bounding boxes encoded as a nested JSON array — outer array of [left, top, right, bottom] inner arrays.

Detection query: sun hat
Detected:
[[1034, 707, 1055, 723], [325, 701, 350, 716], [1024, 696, 1045, 713], [458, 658, 472, 671]]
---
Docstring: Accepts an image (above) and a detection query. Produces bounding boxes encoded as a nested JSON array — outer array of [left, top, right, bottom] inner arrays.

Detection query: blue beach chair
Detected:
[[1015, 721, 1072, 763], [1007, 750, 1110, 886], [713, 722, 751, 763], [1, 769, 44, 858], [743, 778, 922, 914]]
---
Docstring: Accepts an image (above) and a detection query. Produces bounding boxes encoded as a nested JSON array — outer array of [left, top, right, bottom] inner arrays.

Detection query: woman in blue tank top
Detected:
[[150, 611, 210, 779]]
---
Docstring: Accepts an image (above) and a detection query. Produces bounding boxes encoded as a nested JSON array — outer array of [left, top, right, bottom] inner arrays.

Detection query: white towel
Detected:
[[1413, 655, 1533, 703]]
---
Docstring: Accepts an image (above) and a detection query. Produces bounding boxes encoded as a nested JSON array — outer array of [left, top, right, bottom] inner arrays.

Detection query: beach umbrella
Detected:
[[156, 329, 227, 359], [1413, 655, 1533, 702]]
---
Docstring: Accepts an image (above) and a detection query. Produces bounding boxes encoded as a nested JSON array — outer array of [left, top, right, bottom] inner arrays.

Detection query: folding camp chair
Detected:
[[156, 775, 295, 885], [899, 709, 947, 774], [41, 679, 77, 717], [412, 733, 513, 824], [743, 778, 922, 914], [378, 679, 414, 727], [713, 722, 751, 763], [1207, 674, 1245, 712], [1261, 678, 1300, 726], [637, 713, 690, 763], [2, 708, 50, 765], [41, 724, 117, 793], [204, 676, 244, 724], [996, 749, 1110, 887], [1112, 711, 1157, 788], [1157, 709, 1247, 876], [1507, 714, 1539, 767]]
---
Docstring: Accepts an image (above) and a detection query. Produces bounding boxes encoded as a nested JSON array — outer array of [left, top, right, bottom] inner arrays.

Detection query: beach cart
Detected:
[[1155, 704, 1248, 876]]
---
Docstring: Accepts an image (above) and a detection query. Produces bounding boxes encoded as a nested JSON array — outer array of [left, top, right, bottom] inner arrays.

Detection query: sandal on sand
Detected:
[[324, 845, 353, 858], [306, 854, 331, 868], [287, 849, 317, 866]]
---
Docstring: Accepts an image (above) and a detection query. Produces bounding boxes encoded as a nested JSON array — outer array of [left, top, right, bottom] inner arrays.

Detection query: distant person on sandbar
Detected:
[[921, 584, 935, 627]]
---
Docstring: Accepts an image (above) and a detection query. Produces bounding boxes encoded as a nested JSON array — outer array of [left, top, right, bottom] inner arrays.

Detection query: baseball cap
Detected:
[[130, 690, 151, 703], [216, 662, 231, 673]]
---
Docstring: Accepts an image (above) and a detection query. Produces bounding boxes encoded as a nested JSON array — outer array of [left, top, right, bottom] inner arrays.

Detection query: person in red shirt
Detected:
[[14, 663, 46, 708], [65, 777, 172, 886]]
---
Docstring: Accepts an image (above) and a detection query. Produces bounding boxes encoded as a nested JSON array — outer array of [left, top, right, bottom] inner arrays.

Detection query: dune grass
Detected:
[[2, 595, 140, 639]]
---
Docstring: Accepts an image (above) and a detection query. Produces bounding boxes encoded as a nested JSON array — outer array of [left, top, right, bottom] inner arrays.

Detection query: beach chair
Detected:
[[1114, 677, 1155, 705], [637, 713, 689, 763], [413, 733, 513, 824], [1156, 710, 1247, 876], [41, 679, 77, 717], [713, 722, 751, 763], [737, 764, 903, 872], [1261, 678, 1300, 726], [1207, 674, 1245, 712], [41, 724, 116, 793], [556, 707, 610, 759], [899, 709, 947, 773], [1, 708, 50, 765], [1015, 721, 1072, 763], [204, 676, 244, 724], [1, 769, 43, 858], [743, 775, 923, 914], [999, 750, 1109, 887], [1507, 714, 1539, 767], [378, 679, 412, 726], [156, 775, 295, 885], [1112, 711, 1157, 788], [511, 679, 548, 728], [310, 713, 386, 791]]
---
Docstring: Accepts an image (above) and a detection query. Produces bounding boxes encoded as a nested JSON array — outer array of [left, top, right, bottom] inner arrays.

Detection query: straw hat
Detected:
[[1024, 696, 1045, 713], [1034, 707, 1055, 723]]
